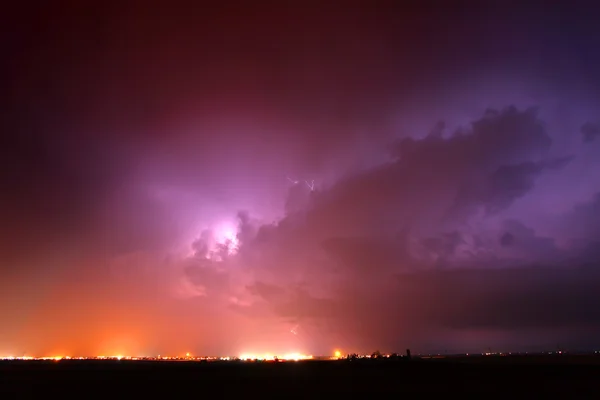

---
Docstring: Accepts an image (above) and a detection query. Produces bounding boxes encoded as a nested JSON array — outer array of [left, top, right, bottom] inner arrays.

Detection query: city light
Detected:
[[1, 352, 315, 362], [0, 350, 591, 363], [238, 353, 313, 361]]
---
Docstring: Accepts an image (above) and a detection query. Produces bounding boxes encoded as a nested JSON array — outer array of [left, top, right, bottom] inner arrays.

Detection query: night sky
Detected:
[[2, 1, 600, 357]]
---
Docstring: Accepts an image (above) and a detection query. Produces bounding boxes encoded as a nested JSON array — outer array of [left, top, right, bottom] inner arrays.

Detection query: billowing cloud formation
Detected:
[[3, 2, 600, 357], [582, 122, 600, 142], [167, 106, 600, 354], [561, 193, 600, 249]]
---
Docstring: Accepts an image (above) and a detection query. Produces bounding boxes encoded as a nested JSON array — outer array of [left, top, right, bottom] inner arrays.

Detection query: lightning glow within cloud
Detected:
[[2, 2, 600, 357]]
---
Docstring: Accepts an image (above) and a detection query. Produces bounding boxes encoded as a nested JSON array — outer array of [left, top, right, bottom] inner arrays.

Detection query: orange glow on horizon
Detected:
[[5, 257, 314, 359], [239, 352, 313, 361]]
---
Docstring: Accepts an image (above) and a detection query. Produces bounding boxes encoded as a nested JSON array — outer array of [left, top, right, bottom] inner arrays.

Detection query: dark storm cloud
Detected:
[[401, 265, 600, 330], [235, 211, 257, 248], [247, 281, 287, 304], [460, 155, 574, 216], [499, 219, 559, 259], [581, 122, 600, 142], [321, 236, 410, 275], [180, 106, 588, 345], [190, 230, 213, 259], [300, 106, 567, 239], [247, 281, 337, 323], [417, 231, 465, 266], [275, 288, 338, 321], [184, 265, 228, 295], [500, 232, 514, 247], [4, 1, 600, 355], [561, 192, 600, 244]]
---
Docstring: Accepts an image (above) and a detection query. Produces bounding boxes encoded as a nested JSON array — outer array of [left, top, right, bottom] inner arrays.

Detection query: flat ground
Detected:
[[2, 356, 599, 396]]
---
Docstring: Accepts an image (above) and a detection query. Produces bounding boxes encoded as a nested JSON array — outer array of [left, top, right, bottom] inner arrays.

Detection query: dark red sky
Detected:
[[2, 1, 600, 357]]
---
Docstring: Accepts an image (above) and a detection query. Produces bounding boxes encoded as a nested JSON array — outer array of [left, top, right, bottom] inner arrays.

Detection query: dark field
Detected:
[[2, 356, 600, 396]]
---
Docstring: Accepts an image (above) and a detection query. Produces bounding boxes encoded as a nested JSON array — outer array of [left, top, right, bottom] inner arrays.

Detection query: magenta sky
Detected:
[[2, 2, 600, 357]]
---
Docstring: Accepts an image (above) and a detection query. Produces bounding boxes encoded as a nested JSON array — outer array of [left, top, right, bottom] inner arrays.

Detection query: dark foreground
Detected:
[[2, 356, 600, 396]]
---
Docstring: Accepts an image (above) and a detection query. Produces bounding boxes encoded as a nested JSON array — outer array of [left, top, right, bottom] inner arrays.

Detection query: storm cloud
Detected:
[[168, 106, 600, 353], [2, 2, 600, 357]]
